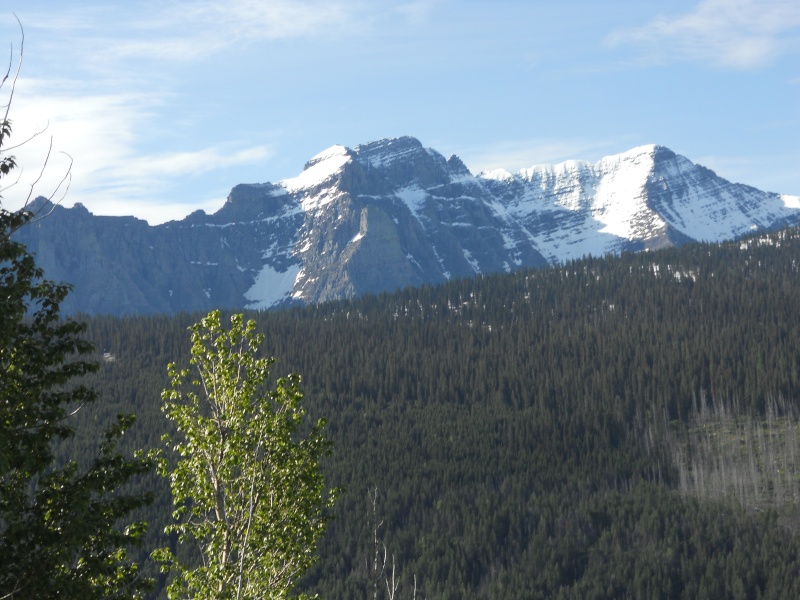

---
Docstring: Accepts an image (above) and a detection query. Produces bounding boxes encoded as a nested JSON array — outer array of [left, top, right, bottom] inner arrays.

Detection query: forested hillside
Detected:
[[66, 225, 800, 599]]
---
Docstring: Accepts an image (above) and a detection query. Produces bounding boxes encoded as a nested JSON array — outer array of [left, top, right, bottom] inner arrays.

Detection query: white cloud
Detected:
[[0, 0, 439, 223], [1, 76, 272, 222], [606, 0, 800, 69], [1, 5, 301, 216], [117, 146, 274, 180], [2, 81, 141, 208]]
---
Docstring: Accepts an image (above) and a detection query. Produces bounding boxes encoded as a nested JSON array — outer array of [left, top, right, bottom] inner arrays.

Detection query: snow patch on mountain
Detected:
[[782, 194, 800, 209], [517, 159, 590, 182], [480, 168, 515, 182], [280, 145, 351, 193], [474, 145, 665, 263], [395, 185, 428, 216], [448, 172, 477, 185], [244, 263, 301, 309], [463, 249, 479, 272], [300, 188, 346, 212], [591, 146, 663, 239]]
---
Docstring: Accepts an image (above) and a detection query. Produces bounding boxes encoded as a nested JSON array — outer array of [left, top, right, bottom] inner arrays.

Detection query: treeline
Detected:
[[64, 226, 800, 598]]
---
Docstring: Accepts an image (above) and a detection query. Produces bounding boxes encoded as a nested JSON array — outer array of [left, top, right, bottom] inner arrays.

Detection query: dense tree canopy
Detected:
[[61, 224, 800, 599]]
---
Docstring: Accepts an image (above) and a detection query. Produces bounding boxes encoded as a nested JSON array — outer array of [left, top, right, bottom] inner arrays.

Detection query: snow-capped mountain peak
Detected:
[[354, 136, 427, 168], [14, 136, 800, 315], [279, 144, 352, 194]]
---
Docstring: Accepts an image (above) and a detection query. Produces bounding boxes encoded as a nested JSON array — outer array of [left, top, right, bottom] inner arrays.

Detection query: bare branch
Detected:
[[0, 163, 22, 195], [0, 16, 72, 222], [0, 14, 23, 148], [26, 151, 73, 218], [0, 44, 12, 95], [4, 123, 50, 154]]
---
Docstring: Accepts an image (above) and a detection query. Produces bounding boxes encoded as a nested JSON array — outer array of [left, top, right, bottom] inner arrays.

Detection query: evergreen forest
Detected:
[[61, 225, 800, 599]]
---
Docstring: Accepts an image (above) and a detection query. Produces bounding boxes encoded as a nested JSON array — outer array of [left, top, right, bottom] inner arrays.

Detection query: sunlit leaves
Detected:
[[155, 310, 335, 599]]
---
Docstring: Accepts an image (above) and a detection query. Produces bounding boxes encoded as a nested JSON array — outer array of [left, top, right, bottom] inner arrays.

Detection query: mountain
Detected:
[[13, 136, 800, 315]]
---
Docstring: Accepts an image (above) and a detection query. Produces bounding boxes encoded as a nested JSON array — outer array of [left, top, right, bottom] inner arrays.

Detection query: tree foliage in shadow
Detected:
[[67, 226, 800, 599]]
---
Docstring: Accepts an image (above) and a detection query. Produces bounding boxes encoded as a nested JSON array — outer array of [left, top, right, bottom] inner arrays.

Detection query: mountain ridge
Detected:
[[13, 136, 800, 315]]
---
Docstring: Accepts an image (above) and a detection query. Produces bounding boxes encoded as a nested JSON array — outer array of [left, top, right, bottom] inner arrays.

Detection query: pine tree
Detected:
[[0, 106, 154, 597]]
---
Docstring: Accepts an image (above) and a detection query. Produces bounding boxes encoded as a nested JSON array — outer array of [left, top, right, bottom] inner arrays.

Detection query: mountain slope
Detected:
[[13, 137, 800, 315]]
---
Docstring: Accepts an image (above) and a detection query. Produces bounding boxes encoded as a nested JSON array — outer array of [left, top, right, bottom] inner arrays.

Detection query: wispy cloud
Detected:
[[123, 146, 274, 179], [3, 76, 272, 221], [23, 0, 374, 64], [0, 4, 318, 222], [188, 0, 362, 40], [103, 1, 361, 62], [606, 0, 800, 69], [23, 0, 432, 64]]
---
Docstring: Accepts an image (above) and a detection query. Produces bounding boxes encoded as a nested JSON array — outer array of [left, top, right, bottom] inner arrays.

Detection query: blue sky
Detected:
[[1, 0, 798, 224]]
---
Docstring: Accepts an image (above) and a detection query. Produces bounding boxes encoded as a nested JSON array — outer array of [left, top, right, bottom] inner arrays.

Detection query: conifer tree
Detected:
[[0, 50, 154, 598]]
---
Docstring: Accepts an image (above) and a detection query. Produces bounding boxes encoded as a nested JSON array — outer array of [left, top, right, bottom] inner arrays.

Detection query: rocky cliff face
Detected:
[[13, 137, 800, 315]]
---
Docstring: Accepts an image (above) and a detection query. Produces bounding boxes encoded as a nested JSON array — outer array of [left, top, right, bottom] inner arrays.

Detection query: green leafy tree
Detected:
[[0, 59, 154, 599], [154, 310, 335, 599]]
